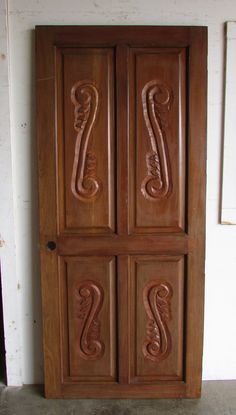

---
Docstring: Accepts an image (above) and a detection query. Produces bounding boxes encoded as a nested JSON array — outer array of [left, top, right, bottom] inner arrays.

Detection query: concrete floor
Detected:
[[0, 381, 235, 415]]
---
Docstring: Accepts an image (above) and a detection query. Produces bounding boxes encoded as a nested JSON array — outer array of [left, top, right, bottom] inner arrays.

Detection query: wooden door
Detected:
[[36, 26, 207, 399]]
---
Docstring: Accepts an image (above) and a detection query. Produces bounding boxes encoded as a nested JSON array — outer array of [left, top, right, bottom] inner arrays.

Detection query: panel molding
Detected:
[[143, 280, 173, 362], [71, 80, 102, 202], [141, 80, 173, 201], [76, 280, 105, 360]]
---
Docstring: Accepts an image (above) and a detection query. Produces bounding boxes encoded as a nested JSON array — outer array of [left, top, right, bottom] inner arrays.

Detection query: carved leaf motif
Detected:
[[71, 80, 102, 202], [75, 280, 104, 360], [141, 80, 173, 200], [143, 281, 173, 362]]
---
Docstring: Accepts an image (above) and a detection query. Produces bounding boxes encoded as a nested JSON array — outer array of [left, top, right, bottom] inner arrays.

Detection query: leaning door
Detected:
[[36, 26, 207, 398]]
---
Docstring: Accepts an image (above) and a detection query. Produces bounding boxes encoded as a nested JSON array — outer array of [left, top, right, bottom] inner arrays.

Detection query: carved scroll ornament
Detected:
[[143, 281, 173, 362], [76, 280, 104, 360], [71, 80, 102, 202], [141, 80, 173, 200]]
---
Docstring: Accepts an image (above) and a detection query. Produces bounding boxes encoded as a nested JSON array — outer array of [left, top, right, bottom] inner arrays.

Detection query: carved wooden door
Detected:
[[36, 26, 207, 399]]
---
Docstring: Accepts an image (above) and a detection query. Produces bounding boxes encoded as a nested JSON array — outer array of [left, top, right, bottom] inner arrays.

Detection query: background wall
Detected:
[[1, 0, 236, 384]]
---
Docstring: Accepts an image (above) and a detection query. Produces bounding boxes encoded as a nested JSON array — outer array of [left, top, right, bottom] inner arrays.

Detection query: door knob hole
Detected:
[[47, 241, 56, 251]]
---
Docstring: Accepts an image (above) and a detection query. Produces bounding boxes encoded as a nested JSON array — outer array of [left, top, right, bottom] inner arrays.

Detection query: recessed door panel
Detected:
[[60, 256, 117, 382], [128, 48, 186, 233], [129, 255, 185, 382], [57, 48, 115, 234]]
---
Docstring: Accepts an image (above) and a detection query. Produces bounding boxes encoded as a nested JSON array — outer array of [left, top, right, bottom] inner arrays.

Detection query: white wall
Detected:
[[1, 0, 236, 384], [0, 0, 22, 386]]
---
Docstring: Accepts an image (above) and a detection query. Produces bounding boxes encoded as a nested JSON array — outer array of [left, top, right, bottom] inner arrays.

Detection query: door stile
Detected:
[[117, 255, 130, 384], [116, 45, 130, 384], [116, 44, 129, 235], [185, 28, 207, 397], [36, 31, 61, 397]]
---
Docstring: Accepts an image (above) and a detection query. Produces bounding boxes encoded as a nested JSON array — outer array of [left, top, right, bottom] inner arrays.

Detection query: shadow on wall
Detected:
[[0, 267, 6, 383]]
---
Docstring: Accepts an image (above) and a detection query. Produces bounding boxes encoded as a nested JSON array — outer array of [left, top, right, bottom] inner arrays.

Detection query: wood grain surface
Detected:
[[36, 25, 207, 399]]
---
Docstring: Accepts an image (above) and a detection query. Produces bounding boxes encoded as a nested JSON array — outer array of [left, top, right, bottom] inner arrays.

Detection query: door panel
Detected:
[[57, 48, 115, 234], [60, 256, 117, 382], [129, 255, 184, 382], [128, 48, 186, 233], [36, 26, 207, 399]]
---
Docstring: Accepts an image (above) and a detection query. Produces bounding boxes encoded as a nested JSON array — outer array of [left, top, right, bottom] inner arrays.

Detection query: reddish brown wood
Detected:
[[117, 255, 130, 384], [56, 234, 188, 255], [128, 47, 186, 233], [60, 256, 116, 382], [36, 25, 207, 399], [116, 45, 128, 235], [56, 47, 115, 234], [129, 256, 184, 383], [36, 76, 61, 398], [185, 27, 207, 398]]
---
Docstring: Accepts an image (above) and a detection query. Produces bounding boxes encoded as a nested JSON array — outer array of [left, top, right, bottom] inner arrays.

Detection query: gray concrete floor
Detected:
[[0, 381, 235, 415]]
